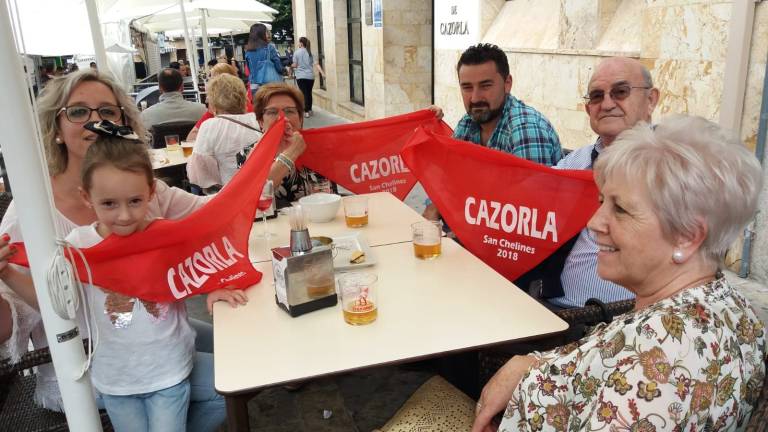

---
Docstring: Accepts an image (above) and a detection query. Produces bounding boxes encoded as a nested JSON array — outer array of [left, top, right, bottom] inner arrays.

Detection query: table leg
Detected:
[[225, 394, 251, 431]]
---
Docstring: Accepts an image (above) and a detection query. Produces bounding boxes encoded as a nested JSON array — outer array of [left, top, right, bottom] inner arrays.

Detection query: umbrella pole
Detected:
[[84, 0, 108, 76], [201, 9, 211, 71], [0, 2, 101, 431], [179, 0, 199, 93]]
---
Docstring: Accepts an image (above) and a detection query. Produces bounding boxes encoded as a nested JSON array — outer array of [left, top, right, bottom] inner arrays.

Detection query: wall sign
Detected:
[[434, 0, 479, 50]]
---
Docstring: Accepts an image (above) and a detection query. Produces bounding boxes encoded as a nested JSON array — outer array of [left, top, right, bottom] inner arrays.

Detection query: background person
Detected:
[[186, 63, 254, 142], [140, 68, 206, 130], [292, 36, 325, 118], [244, 23, 285, 98], [0, 70, 219, 423], [187, 74, 262, 192]]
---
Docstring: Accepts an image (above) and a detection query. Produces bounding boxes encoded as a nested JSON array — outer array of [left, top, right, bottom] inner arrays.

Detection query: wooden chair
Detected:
[[0, 340, 113, 431]]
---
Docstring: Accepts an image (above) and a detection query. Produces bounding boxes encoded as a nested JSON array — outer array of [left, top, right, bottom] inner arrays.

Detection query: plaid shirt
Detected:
[[453, 94, 562, 166]]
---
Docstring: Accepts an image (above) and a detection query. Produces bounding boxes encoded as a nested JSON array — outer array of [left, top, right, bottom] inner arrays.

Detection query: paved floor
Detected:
[[192, 107, 768, 431]]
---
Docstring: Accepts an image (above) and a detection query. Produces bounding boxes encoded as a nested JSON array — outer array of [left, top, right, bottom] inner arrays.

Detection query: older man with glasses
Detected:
[[518, 56, 660, 309]]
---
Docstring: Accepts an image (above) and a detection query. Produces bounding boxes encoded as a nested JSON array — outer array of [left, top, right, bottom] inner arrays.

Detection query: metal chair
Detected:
[[150, 120, 197, 149], [0, 340, 113, 431]]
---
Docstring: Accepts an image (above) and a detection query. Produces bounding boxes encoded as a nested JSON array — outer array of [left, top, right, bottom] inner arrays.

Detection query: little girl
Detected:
[[65, 131, 247, 432]]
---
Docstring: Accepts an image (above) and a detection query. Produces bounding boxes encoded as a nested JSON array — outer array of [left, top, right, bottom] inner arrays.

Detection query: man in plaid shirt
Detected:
[[424, 43, 562, 220]]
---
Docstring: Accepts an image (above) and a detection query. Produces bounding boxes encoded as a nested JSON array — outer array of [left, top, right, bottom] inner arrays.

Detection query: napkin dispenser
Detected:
[[271, 245, 337, 317]]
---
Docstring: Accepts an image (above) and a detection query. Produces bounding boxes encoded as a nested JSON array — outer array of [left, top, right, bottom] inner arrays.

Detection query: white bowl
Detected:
[[298, 193, 342, 223]]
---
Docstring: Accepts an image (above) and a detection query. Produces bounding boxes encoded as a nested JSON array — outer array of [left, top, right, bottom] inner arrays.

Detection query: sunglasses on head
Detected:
[[583, 84, 651, 105]]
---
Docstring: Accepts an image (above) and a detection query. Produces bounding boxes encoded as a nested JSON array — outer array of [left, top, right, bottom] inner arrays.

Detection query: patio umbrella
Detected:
[[103, 0, 275, 71]]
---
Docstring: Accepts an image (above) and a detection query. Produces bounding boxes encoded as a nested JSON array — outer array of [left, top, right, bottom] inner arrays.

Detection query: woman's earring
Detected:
[[672, 250, 685, 264], [55, 136, 63, 144]]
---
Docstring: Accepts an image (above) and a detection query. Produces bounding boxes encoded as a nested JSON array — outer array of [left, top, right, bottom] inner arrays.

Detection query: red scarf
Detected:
[[299, 110, 453, 200], [10, 118, 285, 303], [401, 127, 599, 282]]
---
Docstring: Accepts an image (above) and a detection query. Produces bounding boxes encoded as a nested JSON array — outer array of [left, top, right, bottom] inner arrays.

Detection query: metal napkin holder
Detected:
[[271, 243, 337, 317]]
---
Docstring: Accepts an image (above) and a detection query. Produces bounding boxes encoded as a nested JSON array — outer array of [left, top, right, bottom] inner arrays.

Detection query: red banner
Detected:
[[300, 110, 453, 200], [10, 119, 286, 303], [401, 128, 599, 282]]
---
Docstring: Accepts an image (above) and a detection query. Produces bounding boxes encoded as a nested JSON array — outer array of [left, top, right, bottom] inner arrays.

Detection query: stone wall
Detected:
[[293, 0, 433, 121]]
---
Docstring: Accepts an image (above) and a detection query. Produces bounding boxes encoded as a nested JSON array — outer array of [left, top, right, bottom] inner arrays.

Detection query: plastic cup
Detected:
[[165, 135, 181, 153], [338, 272, 378, 325], [412, 220, 443, 260], [343, 196, 369, 228]]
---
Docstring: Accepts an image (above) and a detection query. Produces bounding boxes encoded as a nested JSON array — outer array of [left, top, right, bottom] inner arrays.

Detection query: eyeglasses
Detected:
[[263, 107, 300, 118], [583, 84, 651, 105], [57, 105, 124, 123]]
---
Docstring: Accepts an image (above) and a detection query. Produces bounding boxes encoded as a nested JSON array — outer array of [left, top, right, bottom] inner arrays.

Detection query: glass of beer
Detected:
[[343, 196, 369, 228], [339, 272, 378, 325], [164, 134, 181, 154], [412, 220, 443, 260], [181, 142, 194, 158]]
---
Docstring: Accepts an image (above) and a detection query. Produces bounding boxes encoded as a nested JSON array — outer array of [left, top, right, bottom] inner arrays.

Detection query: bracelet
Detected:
[[274, 153, 295, 174]]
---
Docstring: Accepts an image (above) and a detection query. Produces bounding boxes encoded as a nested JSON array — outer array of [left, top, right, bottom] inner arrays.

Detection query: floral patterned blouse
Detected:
[[500, 277, 766, 431]]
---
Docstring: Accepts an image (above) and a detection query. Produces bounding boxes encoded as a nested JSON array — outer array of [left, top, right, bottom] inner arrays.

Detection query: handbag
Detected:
[[254, 45, 284, 84]]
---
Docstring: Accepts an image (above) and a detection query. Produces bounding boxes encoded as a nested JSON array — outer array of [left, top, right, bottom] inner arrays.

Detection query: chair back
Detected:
[[150, 121, 197, 149], [0, 192, 12, 222], [135, 85, 160, 110], [746, 361, 768, 431], [0, 340, 114, 431]]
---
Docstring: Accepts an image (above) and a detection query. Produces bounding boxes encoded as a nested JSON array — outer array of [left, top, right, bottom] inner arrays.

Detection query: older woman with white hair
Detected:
[[467, 115, 767, 432], [379, 115, 767, 432]]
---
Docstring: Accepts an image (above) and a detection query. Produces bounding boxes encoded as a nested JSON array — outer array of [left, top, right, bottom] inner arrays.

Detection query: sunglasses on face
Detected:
[[263, 107, 300, 117], [58, 105, 124, 123], [583, 84, 651, 105]]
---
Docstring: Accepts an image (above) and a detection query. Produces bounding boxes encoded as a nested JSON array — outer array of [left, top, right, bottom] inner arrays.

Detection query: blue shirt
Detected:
[[548, 139, 635, 308], [452, 94, 562, 166]]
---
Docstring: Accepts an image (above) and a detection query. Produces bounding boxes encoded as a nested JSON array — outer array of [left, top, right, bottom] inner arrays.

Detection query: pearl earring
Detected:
[[55, 137, 63, 144], [672, 250, 685, 264]]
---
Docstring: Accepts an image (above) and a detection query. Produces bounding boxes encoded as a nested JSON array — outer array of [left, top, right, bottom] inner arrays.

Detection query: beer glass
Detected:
[[181, 142, 194, 158], [411, 220, 443, 259], [339, 272, 378, 325], [164, 134, 181, 154], [343, 196, 369, 228]]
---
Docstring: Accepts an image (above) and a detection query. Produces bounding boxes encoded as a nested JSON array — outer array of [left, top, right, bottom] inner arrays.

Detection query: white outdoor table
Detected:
[[248, 192, 426, 263], [149, 147, 189, 170], [214, 240, 567, 430]]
